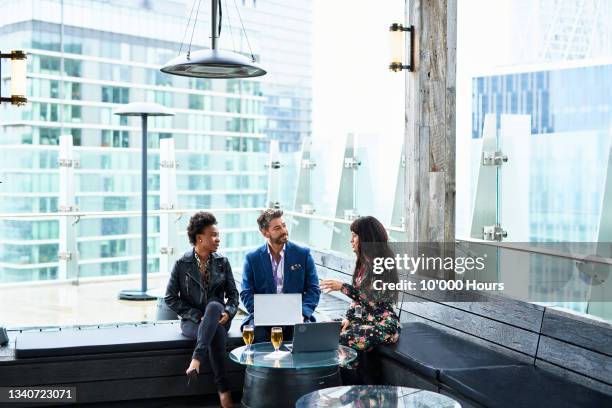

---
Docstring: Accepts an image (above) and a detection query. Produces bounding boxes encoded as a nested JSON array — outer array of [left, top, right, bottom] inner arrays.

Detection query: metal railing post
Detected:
[[266, 140, 282, 209], [159, 137, 179, 275], [58, 134, 79, 281]]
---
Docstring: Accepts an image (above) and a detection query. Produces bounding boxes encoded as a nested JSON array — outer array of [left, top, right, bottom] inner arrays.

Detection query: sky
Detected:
[[310, 0, 406, 222]]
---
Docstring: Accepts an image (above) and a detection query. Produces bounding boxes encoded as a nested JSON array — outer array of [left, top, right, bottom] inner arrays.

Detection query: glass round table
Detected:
[[230, 343, 357, 408], [296, 385, 462, 408]]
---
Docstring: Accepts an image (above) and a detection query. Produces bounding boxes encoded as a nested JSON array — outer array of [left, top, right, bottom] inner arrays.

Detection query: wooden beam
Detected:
[[404, 0, 457, 244]]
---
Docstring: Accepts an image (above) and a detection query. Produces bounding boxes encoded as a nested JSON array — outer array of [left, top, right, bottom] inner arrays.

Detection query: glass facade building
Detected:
[[470, 62, 612, 243], [0, 0, 312, 282], [472, 64, 612, 139]]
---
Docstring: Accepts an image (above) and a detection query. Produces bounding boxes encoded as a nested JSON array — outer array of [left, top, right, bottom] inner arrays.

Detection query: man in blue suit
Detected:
[[240, 208, 320, 342]]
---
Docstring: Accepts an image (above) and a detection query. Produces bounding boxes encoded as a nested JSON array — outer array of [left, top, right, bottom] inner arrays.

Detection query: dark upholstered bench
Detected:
[[14, 320, 244, 358], [375, 322, 612, 408], [0, 321, 245, 405], [312, 248, 612, 408], [376, 322, 523, 380], [439, 365, 612, 408]]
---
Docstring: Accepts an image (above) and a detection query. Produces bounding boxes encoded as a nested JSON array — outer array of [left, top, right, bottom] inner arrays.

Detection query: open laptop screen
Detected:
[[254, 293, 302, 326]]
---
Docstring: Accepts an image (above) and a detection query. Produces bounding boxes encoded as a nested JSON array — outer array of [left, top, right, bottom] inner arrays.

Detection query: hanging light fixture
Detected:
[[0, 50, 27, 105], [161, 0, 266, 79]]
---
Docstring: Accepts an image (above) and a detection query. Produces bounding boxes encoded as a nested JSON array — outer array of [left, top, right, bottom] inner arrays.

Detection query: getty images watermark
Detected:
[[370, 252, 505, 292], [363, 241, 612, 302]]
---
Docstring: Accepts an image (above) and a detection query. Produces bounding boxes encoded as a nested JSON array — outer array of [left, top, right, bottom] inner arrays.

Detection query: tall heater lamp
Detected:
[[114, 102, 174, 300]]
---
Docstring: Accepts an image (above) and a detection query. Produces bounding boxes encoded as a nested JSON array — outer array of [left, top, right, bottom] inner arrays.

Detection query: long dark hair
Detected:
[[350, 216, 399, 302]]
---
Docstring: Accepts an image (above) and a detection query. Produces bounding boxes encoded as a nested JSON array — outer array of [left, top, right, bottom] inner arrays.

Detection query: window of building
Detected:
[[64, 59, 82, 77], [39, 55, 60, 74], [189, 94, 204, 110], [71, 129, 82, 146], [70, 83, 82, 100], [39, 127, 60, 145], [101, 86, 130, 104], [101, 130, 129, 148]]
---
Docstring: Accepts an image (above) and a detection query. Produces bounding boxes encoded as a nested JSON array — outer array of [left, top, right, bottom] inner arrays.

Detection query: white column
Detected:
[[159, 137, 179, 275], [58, 134, 78, 280]]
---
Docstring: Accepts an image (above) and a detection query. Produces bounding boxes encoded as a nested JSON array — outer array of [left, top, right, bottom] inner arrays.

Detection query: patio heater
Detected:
[[114, 102, 174, 300], [160, 0, 266, 79]]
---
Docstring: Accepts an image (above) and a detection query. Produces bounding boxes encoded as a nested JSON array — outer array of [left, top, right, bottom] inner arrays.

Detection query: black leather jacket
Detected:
[[164, 249, 239, 324]]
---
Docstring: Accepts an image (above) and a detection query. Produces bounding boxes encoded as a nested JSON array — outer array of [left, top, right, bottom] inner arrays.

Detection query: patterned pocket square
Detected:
[[290, 264, 302, 270]]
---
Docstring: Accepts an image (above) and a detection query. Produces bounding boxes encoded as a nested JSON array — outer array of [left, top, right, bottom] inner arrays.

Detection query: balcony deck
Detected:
[[0, 273, 349, 329], [0, 274, 169, 328], [0, 249, 610, 408]]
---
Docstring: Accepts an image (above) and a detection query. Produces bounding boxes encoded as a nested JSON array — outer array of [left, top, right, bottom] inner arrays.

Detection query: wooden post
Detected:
[[404, 0, 457, 244]]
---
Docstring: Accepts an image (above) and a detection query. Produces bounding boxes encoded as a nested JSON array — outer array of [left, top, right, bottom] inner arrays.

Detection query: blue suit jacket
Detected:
[[240, 241, 320, 327]]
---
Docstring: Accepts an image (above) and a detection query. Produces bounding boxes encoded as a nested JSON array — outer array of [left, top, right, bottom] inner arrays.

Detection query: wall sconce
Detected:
[[389, 23, 414, 72], [0, 50, 27, 105]]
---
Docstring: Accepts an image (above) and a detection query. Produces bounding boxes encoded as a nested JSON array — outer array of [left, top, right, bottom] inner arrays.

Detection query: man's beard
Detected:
[[273, 235, 288, 245]]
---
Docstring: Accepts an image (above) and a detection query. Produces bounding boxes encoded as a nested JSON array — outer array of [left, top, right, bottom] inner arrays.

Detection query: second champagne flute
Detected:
[[271, 326, 283, 354]]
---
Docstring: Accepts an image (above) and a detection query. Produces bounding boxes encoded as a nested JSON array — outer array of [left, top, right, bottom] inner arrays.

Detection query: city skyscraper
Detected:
[[511, 0, 612, 63], [0, 0, 312, 282]]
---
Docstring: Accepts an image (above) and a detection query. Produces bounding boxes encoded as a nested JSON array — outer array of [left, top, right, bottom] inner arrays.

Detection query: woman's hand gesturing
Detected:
[[320, 279, 343, 293]]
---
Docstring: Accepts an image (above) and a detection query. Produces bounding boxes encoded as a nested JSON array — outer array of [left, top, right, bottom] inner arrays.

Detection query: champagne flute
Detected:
[[243, 325, 254, 354], [271, 326, 283, 355]]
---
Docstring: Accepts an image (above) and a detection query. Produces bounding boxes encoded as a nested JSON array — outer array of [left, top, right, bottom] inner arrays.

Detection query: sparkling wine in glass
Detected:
[[243, 325, 254, 353], [271, 327, 283, 353]]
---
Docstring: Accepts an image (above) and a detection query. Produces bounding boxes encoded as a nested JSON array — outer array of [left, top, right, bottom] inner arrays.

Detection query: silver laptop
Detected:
[[290, 321, 342, 353], [254, 293, 302, 326]]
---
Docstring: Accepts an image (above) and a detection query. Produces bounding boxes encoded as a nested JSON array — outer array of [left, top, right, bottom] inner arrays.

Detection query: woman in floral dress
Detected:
[[321, 216, 400, 379]]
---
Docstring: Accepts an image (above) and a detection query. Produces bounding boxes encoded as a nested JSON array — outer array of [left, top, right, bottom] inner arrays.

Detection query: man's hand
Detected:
[[219, 312, 230, 325], [320, 279, 343, 293], [341, 318, 350, 332]]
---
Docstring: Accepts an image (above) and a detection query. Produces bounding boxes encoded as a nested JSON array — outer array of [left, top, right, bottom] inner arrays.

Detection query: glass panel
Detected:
[[457, 0, 612, 321]]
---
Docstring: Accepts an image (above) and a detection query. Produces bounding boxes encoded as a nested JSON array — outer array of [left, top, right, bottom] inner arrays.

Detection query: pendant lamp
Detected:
[[161, 0, 266, 79]]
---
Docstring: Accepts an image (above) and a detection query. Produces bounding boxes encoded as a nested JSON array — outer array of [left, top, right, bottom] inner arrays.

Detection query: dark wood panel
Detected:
[[394, 278, 545, 332], [314, 265, 351, 282], [540, 307, 612, 356], [66, 371, 245, 404], [536, 336, 612, 386], [311, 248, 354, 275], [0, 352, 243, 386], [535, 359, 612, 397], [400, 294, 539, 356]]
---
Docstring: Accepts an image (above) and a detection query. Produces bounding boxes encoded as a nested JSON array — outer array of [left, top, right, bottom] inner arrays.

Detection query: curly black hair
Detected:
[[187, 211, 217, 245]]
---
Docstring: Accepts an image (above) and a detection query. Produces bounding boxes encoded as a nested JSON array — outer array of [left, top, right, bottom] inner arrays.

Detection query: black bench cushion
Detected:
[[440, 365, 612, 408], [376, 322, 523, 379], [15, 321, 244, 358]]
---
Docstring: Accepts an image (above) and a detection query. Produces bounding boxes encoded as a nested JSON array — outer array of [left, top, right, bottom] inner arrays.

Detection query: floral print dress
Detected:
[[339, 267, 401, 351]]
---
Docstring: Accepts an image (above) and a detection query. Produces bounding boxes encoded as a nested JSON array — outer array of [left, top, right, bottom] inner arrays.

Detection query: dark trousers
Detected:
[[253, 325, 295, 344], [180, 301, 230, 392]]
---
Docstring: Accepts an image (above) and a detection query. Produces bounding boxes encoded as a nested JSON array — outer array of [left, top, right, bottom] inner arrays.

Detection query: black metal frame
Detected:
[[389, 23, 415, 72], [0, 50, 27, 105]]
